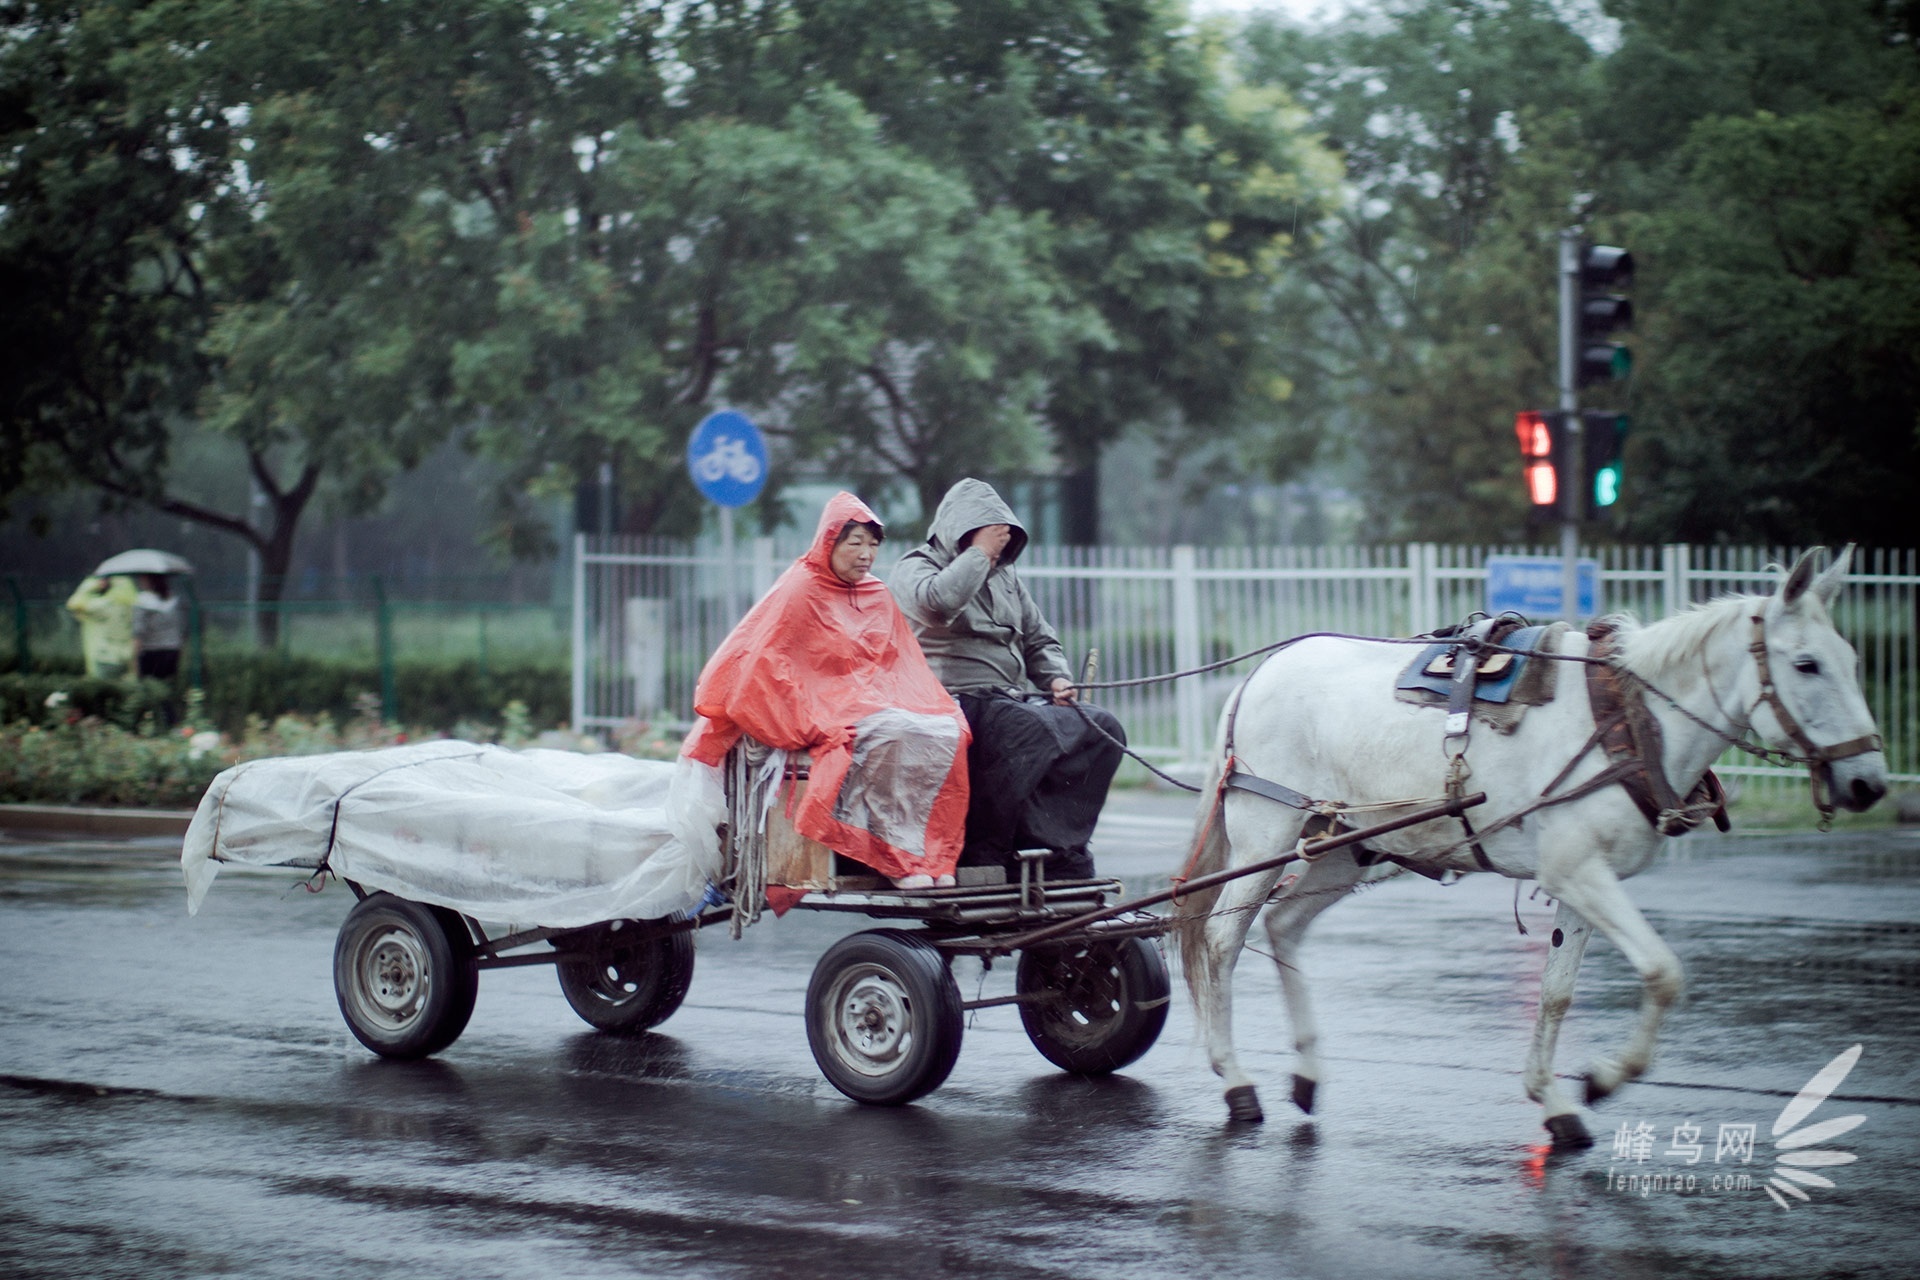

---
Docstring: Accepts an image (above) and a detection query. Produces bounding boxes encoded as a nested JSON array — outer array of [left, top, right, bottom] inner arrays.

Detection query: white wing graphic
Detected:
[[1765, 1044, 1866, 1210]]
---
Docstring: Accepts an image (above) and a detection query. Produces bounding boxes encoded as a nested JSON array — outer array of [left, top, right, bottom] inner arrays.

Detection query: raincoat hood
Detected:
[[925, 479, 1027, 568], [802, 491, 885, 584]]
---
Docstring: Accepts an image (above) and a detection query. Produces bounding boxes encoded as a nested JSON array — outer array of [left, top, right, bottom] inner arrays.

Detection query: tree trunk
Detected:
[[247, 457, 320, 648], [129, 451, 320, 649]]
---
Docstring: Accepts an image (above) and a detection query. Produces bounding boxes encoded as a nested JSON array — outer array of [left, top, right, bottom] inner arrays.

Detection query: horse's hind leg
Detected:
[[1525, 902, 1596, 1148], [1260, 857, 1368, 1116], [1195, 861, 1293, 1122], [1540, 857, 1683, 1110]]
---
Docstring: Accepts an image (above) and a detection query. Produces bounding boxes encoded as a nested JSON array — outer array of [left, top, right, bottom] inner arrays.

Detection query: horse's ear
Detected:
[[1811, 544, 1853, 607], [1780, 548, 1823, 610]]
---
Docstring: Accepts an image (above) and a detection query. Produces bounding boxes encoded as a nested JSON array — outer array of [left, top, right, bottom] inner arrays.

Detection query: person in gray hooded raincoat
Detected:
[[888, 478, 1125, 879]]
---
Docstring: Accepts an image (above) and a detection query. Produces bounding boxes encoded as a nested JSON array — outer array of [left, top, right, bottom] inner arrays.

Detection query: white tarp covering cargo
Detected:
[[181, 741, 725, 928]]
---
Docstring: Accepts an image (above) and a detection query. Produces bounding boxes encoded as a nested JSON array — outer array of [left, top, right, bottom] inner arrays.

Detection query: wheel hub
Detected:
[[832, 969, 911, 1071], [357, 927, 429, 1027]]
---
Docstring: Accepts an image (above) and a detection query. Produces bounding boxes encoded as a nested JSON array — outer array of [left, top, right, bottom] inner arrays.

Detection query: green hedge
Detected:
[[0, 654, 568, 733]]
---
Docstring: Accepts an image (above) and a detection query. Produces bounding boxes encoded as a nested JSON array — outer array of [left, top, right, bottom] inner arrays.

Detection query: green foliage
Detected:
[[1622, 89, 1920, 543], [0, 719, 230, 808], [0, 655, 566, 734], [3, 0, 1332, 554], [0, 675, 177, 730], [1234, 0, 1920, 546], [792, 0, 1341, 511], [0, 686, 629, 808]]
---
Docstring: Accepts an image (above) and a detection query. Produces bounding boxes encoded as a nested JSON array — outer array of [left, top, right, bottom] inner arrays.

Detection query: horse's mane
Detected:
[[1607, 593, 1773, 677]]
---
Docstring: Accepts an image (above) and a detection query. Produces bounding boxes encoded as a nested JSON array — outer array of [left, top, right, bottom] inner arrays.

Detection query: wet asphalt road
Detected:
[[3, 794, 1919, 1280]]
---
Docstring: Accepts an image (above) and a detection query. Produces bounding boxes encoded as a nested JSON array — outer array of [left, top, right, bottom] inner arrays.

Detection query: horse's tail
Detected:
[[1174, 753, 1232, 1010]]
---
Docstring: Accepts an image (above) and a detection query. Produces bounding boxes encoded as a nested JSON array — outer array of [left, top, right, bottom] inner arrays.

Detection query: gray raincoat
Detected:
[[888, 480, 1073, 694]]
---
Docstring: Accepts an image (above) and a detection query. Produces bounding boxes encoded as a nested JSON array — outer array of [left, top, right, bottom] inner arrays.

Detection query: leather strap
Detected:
[[1225, 769, 1316, 812], [1587, 622, 1730, 835]]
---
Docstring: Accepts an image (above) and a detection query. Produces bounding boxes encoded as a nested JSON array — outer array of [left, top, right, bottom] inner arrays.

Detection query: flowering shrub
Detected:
[[0, 693, 683, 808]]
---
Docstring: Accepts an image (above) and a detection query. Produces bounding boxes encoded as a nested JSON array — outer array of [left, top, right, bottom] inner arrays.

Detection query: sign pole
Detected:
[[1557, 229, 1584, 623], [719, 504, 738, 624]]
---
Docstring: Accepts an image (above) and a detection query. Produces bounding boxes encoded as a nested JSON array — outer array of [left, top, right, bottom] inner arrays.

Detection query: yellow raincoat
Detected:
[[65, 575, 138, 679]]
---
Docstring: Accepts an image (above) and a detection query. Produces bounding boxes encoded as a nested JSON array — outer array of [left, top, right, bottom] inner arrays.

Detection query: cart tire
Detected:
[[554, 917, 696, 1033], [333, 892, 478, 1059], [805, 930, 964, 1106], [1016, 936, 1169, 1075]]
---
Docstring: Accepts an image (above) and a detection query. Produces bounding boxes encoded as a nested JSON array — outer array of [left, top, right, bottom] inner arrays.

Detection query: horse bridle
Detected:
[[1744, 611, 1883, 819]]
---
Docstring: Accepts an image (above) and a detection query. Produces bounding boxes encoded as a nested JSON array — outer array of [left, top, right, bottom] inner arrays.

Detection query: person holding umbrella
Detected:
[[71, 550, 193, 682], [133, 575, 184, 679]]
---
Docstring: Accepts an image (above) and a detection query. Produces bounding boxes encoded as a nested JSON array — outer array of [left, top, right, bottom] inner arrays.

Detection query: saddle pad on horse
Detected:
[[1394, 622, 1567, 733]]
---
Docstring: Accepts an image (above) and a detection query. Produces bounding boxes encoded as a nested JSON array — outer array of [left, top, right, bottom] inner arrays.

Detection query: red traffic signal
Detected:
[[1515, 410, 1560, 508]]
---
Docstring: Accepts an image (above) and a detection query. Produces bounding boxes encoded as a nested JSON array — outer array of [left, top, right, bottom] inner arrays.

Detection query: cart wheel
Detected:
[[805, 930, 963, 1106], [334, 892, 478, 1060], [1016, 936, 1169, 1075], [554, 917, 696, 1033]]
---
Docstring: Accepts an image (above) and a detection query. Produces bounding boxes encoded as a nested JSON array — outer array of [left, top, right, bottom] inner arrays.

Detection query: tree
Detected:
[[785, 0, 1337, 537], [1, 0, 548, 630], [2, 0, 1100, 595], [1235, 0, 1600, 541], [1623, 90, 1920, 544]]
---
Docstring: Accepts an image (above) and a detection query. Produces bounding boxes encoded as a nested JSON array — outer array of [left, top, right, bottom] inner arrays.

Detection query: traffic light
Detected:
[[1584, 411, 1629, 510], [1515, 410, 1564, 511], [1577, 244, 1634, 387]]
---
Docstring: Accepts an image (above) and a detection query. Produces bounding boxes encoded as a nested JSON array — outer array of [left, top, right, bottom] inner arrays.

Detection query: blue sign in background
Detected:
[[686, 410, 768, 508], [1484, 554, 1597, 618]]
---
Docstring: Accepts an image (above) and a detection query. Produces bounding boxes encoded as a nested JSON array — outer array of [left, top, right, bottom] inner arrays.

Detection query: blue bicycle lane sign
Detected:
[[686, 410, 768, 508]]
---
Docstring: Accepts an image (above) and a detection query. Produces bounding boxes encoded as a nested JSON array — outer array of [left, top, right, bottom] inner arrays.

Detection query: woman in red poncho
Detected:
[[681, 492, 969, 888]]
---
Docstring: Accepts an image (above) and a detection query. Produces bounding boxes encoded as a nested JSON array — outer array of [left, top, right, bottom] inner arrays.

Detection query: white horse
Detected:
[[1175, 548, 1888, 1145]]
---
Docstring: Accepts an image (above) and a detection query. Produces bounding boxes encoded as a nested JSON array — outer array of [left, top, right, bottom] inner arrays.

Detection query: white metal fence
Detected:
[[573, 536, 1918, 790]]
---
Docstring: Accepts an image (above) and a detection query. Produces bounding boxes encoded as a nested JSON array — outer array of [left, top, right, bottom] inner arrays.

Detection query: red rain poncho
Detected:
[[682, 493, 969, 880]]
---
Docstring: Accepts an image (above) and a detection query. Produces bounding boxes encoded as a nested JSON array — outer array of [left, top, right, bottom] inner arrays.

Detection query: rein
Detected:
[[1073, 604, 1882, 851]]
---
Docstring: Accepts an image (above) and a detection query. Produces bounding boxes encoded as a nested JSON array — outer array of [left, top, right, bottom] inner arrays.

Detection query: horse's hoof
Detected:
[[1291, 1074, 1317, 1115], [1545, 1113, 1594, 1150], [1225, 1085, 1265, 1124]]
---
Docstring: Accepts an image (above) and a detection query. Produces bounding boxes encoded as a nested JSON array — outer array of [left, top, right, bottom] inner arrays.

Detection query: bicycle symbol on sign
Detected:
[[691, 435, 762, 486]]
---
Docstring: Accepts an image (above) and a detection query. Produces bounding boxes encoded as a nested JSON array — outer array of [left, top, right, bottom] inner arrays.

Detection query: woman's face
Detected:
[[830, 525, 880, 584]]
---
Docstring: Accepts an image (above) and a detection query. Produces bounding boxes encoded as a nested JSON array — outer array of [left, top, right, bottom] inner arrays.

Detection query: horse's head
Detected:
[[1754, 546, 1888, 813]]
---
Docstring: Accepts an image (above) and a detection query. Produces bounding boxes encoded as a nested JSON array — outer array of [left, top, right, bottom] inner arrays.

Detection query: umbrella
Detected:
[[93, 549, 194, 577]]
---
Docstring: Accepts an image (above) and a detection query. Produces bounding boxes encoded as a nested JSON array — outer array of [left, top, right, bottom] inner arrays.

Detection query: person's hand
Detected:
[[1049, 677, 1077, 705], [972, 524, 1013, 563]]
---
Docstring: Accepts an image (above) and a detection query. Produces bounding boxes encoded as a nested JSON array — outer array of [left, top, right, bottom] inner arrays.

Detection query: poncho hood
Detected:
[[925, 479, 1028, 568], [801, 490, 886, 586]]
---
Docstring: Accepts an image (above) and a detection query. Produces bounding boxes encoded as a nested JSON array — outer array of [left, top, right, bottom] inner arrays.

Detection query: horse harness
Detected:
[[1583, 621, 1730, 836], [1740, 612, 1883, 821], [1185, 617, 1725, 887]]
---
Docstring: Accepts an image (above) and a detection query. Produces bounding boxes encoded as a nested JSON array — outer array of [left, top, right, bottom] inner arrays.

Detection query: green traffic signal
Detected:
[[1584, 411, 1629, 510], [1593, 462, 1622, 508]]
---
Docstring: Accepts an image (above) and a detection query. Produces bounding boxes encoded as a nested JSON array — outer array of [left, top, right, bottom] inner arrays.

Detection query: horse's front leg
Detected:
[[1539, 857, 1684, 1109], [1197, 867, 1291, 1123], [1524, 901, 1595, 1148]]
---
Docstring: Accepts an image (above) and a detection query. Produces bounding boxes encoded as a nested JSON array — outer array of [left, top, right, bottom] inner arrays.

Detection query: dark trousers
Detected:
[[955, 690, 1125, 868], [138, 649, 180, 680]]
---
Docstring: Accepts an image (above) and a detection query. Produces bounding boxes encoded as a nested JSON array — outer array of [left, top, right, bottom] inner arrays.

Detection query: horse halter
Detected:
[[1745, 611, 1884, 820]]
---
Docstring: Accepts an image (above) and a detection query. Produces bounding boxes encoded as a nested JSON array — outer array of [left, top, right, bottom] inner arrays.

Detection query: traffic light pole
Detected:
[[1556, 229, 1584, 622]]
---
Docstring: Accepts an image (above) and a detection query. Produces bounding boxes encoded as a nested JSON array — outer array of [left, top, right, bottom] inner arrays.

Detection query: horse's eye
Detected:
[[1793, 657, 1820, 675]]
